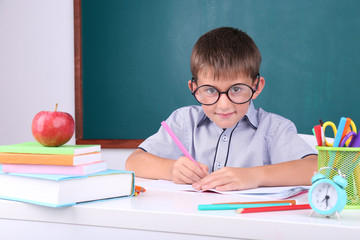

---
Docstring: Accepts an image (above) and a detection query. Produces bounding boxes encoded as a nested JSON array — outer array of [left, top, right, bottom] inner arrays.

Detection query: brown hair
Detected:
[[190, 27, 261, 81]]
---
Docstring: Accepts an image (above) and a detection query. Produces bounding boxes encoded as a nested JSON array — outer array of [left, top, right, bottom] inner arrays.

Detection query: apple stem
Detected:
[[55, 103, 58, 112]]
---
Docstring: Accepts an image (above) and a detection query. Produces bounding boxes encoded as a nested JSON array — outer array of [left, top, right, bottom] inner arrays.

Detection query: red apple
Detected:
[[32, 104, 75, 147]]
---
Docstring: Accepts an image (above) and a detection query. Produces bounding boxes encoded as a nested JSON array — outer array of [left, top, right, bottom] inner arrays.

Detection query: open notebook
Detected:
[[138, 180, 309, 199]]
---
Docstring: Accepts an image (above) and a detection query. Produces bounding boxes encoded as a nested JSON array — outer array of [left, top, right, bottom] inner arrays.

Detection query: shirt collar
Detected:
[[197, 112, 208, 127], [244, 101, 259, 129], [197, 101, 259, 129]]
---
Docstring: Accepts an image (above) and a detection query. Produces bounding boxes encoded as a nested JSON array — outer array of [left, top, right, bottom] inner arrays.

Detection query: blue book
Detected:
[[0, 169, 135, 207]]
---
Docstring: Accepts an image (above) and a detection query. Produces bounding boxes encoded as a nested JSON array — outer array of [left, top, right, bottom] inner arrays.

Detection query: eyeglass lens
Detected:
[[194, 84, 254, 105]]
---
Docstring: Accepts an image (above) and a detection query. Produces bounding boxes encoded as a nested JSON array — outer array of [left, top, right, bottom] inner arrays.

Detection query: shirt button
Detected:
[[217, 162, 221, 168], [223, 135, 228, 142]]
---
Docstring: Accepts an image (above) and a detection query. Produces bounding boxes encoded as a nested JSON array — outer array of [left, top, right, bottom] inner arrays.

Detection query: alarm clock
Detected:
[[308, 166, 347, 218]]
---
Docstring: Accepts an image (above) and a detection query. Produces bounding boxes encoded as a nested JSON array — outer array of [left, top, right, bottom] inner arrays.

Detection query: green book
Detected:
[[0, 142, 101, 155]]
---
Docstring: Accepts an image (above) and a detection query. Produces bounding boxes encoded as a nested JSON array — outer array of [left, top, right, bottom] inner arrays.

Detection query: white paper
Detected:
[[138, 180, 310, 199]]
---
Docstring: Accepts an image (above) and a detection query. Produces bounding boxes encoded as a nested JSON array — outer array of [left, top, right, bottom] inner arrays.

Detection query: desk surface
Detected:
[[1, 178, 360, 240]]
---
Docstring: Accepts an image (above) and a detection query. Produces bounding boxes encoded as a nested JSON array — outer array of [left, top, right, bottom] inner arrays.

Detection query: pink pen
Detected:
[[161, 121, 202, 169]]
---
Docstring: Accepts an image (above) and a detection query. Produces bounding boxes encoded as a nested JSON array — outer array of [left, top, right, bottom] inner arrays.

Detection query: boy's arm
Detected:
[[193, 155, 317, 191], [125, 149, 174, 180], [256, 154, 318, 186], [126, 149, 208, 183]]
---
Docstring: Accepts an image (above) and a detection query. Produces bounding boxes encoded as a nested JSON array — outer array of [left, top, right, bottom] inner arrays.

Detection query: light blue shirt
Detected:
[[139, 102, 317, 173]]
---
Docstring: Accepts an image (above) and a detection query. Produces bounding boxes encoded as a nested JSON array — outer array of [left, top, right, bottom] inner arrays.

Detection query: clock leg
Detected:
[[335, 211, 341, 220], [309, 210, 315, 217]]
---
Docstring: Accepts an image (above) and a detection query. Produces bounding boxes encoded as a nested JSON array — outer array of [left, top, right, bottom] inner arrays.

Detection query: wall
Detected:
[[0, 0, 132, 169]]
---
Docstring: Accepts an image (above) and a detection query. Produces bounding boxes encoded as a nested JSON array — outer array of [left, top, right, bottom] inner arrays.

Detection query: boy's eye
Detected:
[[204, 87, 218, 95], [230, 86, 243, 94]]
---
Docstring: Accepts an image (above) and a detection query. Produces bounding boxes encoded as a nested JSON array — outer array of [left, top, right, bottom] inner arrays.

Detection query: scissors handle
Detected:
[[350, 119, 357, 133], [323, 121, 337, 147], [345, 120, 357, 146], [350, 133, 360, 147], [339, 131, 357, 147]]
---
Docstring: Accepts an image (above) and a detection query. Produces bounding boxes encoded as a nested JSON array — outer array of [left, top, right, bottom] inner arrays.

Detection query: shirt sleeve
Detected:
[[138, 107, 190, 160], [268, 117, 317, 164]]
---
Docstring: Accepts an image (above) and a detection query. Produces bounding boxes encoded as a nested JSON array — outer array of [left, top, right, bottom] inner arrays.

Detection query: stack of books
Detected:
[[0, 142, 135, 207]]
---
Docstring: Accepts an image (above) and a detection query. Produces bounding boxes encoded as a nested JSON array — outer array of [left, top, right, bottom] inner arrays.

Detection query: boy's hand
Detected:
[[192, 167, 260, 191], [171, 156, 209, 184]]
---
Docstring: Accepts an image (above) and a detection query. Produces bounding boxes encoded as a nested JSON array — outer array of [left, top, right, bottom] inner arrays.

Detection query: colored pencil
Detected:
[[161, 121, 201, 169], [314, 125, 323, 146], [198, 202, 291, 211], [134, 185, 146, 196], [236, 204, 311, 214], [213, 199, 296, 205]]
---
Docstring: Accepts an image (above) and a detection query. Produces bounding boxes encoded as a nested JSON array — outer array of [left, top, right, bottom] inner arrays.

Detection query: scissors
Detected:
[[339, 131, 358, 147], [323, 117, 357, 147]]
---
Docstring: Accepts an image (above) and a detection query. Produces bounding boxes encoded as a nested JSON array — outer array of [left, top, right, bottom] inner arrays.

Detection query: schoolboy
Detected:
[[126, 27, 317, 191]]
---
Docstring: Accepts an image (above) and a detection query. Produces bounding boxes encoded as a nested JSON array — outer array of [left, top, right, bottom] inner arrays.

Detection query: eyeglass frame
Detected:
[[190, 74, 261, 105]]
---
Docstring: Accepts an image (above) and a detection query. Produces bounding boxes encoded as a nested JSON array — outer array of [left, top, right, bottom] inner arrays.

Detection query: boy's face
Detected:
[[188, 73, 264, 129]]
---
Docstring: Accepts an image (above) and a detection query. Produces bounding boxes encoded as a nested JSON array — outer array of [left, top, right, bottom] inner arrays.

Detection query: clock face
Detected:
[[311, 182, 338, 211]]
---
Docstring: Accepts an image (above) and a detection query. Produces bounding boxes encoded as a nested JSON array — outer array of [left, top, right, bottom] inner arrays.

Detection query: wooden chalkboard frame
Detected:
[[73, 0, 142, 148]]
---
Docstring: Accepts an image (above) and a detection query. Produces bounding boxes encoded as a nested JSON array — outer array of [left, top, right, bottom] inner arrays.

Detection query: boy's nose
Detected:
[[216, 93, 232, 109]]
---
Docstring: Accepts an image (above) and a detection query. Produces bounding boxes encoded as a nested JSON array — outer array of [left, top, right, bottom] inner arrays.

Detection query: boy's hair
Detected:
[[191, 27, 261, 81]]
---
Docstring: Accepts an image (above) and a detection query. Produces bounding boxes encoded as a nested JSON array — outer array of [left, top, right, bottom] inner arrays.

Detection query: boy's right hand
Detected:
[[171, 156, 208, 184]]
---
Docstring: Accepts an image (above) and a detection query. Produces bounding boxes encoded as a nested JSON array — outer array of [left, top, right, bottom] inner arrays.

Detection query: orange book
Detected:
[[0, 152, 101, 166]]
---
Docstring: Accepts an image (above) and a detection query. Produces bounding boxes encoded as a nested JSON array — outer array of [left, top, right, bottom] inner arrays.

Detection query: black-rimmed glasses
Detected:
[[191, 75, 260, 105]]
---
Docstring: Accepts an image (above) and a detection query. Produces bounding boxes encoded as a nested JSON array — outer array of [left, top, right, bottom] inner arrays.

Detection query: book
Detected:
[[1, 161, 108, 175], [0, 152, 102, 166], [0, 142, 101, 155], [0, 169, 135, 207]]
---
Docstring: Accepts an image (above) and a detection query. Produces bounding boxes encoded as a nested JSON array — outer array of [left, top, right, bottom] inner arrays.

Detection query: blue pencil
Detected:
[[198, 202, 291, 211]]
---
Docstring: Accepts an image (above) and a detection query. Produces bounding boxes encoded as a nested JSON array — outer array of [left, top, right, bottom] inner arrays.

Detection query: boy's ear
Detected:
[[188, 80, 195, 92], [252, 77, 265, 100]]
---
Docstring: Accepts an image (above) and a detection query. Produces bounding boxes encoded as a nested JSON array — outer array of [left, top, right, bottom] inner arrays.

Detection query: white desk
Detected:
[[1, 179, 360, 240]]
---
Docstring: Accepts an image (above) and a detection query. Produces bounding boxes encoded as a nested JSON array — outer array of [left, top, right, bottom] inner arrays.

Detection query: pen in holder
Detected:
[[316, 146, 360, 208]]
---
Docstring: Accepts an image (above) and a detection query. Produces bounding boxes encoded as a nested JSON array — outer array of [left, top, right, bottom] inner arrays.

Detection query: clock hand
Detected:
[[320, 186, 330, 206], [325, 185, 330, 208], [321, 191, 329, 202], [326, 185, 330, 195], [325, 195, 329, 207], [319, 185, 330, 205]]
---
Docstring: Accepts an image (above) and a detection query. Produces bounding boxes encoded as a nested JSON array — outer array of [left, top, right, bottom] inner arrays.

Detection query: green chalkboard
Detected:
[[76, 0, 360, 148]]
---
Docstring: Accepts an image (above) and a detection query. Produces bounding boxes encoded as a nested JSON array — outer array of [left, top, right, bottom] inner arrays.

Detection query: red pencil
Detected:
[[314, 125, 323, 146], [236, 204, 311, 214]]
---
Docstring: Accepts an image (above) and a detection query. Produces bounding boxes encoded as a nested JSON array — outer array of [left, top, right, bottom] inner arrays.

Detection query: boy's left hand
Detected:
[[192, 167, 260, 191]]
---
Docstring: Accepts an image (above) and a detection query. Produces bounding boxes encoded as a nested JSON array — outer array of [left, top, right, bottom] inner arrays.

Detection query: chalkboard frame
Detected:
[[74, 0, 142, 148]]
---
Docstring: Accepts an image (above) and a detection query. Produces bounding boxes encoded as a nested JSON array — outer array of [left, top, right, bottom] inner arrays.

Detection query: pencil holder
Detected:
[[316, 146, 360, 208]]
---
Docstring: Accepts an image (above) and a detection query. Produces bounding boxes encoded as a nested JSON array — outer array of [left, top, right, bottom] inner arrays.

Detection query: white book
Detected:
[[0, 169, 135, 207]]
